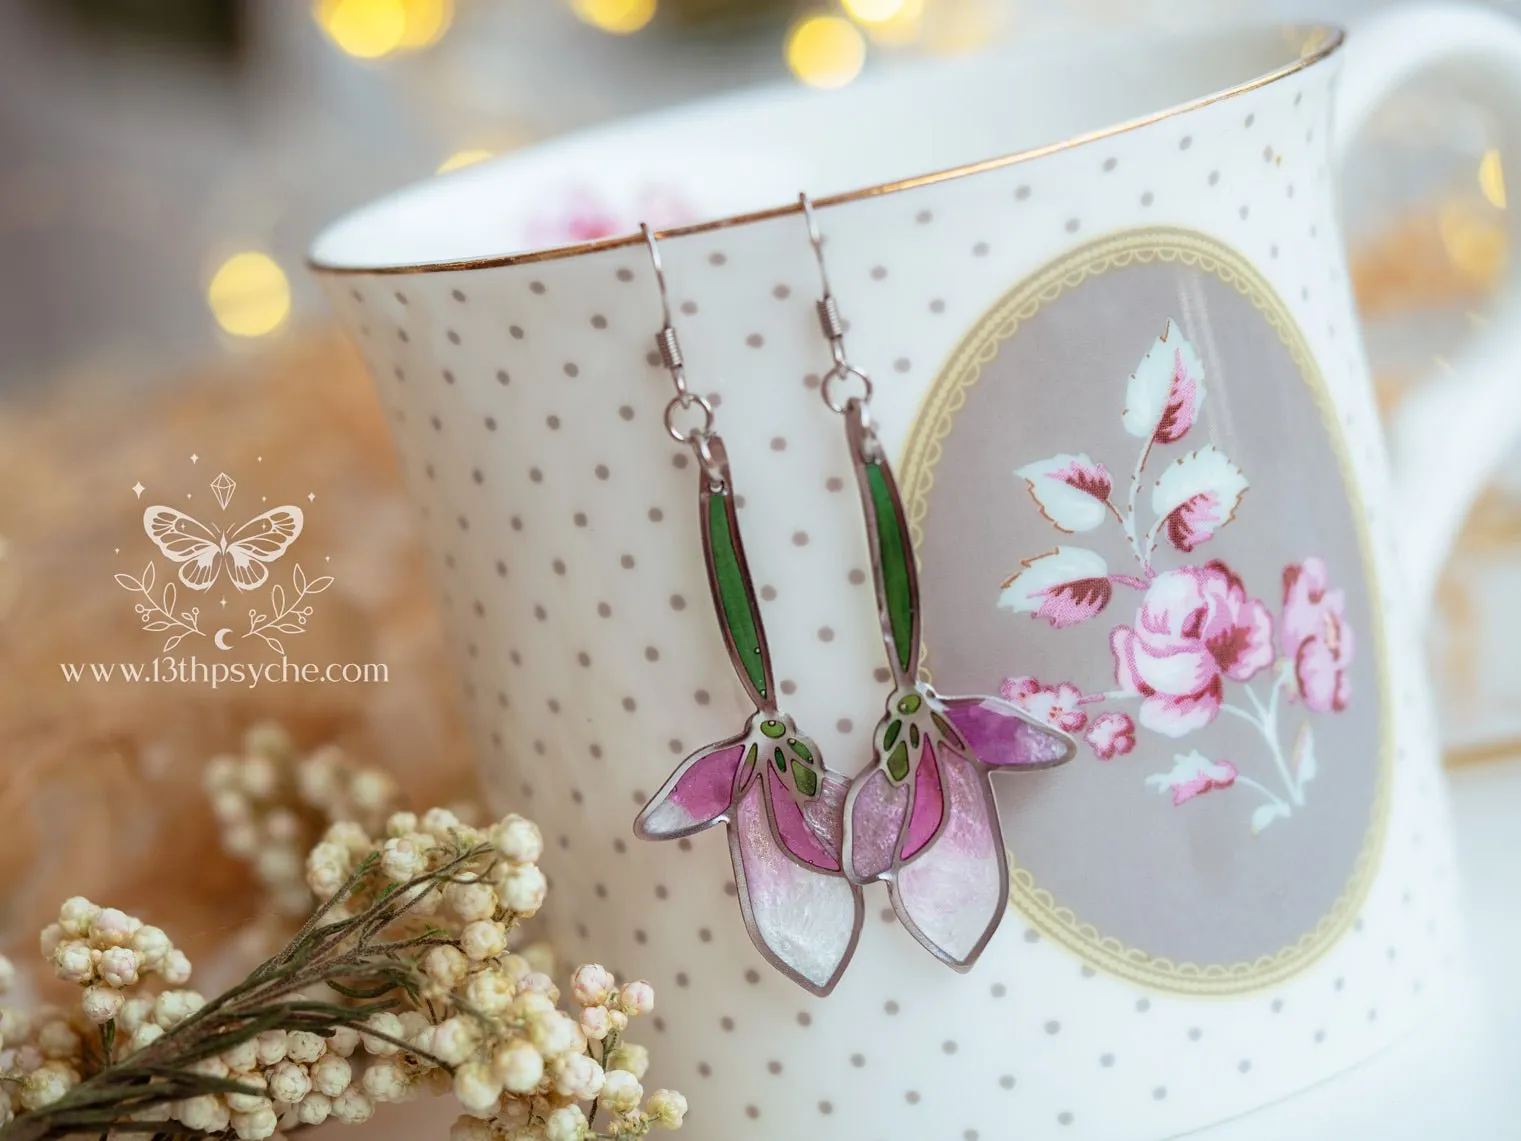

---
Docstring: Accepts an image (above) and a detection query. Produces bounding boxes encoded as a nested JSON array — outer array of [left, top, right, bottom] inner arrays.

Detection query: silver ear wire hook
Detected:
[[798, 193, 875, 429], [641, 223, 721, 478]]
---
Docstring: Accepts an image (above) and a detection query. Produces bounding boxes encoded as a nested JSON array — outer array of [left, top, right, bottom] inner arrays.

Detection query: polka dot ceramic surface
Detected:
[[306, 13, 1521, 1139]]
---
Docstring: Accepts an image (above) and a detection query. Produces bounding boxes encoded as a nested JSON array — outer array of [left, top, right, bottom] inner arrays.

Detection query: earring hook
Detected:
[[798, 192, 874, 421], [641, 222, 675, 330], [640, 222, 718, 459], [798, 192, 833, 299]]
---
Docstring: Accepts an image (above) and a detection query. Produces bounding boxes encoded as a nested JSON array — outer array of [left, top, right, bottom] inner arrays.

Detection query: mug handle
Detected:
[[1333, 1, 1521, 618]]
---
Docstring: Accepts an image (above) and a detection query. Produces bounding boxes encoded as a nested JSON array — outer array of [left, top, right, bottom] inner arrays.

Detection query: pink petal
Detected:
[[892, 751, 1005, 968], [941, 695, 1074, 768], [1217, 598, 1274, 682], [1111, 626, 1149, 695], [900, 741, 945, 861], [765, 764, 840, 872], [1164, 493, 1225, 552], [1170, 759, 1237, 805], [1138, 683, 1221, 737], [635, 740, 746, 839], [730, 781, 863, 995], [1035, 576, 1112, 628], [845, 768, 908, 882], [1295, 638, 1347, 714], [1154, 347, 1202, 444]]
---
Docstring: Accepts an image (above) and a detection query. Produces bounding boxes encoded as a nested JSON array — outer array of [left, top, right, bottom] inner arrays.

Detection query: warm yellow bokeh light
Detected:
[[1438, 198, 1509, 290], [1480, 149, 1507, 211], [208, 252, 291, 338], [571, 0, 657, 35], [397, 0, 453, 48], [861, 0, 923, 45], [843, 0, 906, 24], [787, 15, 866, 89], [437, 148, 494, 174], [315, 0, 407, 58]]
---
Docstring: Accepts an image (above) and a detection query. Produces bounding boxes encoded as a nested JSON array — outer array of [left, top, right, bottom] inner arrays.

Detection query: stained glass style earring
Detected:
[[631, 225, 864, 996], [796, 194, 1078, 971]]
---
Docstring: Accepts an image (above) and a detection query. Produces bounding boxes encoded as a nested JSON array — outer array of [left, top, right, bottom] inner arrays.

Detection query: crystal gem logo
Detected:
[[114, 464, 333, 654]]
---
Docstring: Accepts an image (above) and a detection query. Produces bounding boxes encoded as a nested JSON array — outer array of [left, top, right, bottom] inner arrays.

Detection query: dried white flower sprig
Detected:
[[0, 809, 684, 1141]]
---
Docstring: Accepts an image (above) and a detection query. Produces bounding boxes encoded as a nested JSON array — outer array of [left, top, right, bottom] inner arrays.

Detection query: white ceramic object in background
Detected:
[[309, 6, 1521, 1138]]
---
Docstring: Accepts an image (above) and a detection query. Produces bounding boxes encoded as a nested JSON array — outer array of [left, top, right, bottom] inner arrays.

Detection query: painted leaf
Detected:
[[998, 546, 1111, 628], [705, 490, 769, 702], [1144, 750, 1238, 806], [1150, 445, 1248, 552], [1121, 319, 1206, 444], [635, 737, 748, 839], [1291, 722, 1318, 790], [890, 750, 1006, 968], [730, 778, 863, 995], [1014, 453, 1114, 533], [305, 576, 334, 594], [1251, 802, 1291, 834], [115, 573, 142, 591], [864, 461, 916, 675]]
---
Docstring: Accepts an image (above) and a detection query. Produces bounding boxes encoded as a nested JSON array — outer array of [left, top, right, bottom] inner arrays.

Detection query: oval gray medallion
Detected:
[[901, 229, 1390, 994]]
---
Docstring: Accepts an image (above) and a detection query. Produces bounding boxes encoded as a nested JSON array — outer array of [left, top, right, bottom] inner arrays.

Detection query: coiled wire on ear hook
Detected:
[[798, 193, 877, 442], [641, 223, 722, 483]]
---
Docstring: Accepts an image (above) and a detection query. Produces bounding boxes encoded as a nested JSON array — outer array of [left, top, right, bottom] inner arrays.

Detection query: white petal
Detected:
[[997, 546, 1108, 615], [1150, 444, 1248, 520], [1251, 802, 1291, 834]]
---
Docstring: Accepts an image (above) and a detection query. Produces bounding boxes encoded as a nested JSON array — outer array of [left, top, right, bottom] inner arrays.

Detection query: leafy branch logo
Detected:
[[115, 466, 333, 654]]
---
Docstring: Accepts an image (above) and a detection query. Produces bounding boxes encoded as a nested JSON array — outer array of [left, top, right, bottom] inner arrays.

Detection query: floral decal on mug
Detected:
[[997, 319, 1354, 833]]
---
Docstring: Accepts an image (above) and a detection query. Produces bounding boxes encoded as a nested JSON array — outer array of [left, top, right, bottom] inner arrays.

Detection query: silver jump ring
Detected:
[[664, 392, 715, 444], [821, 365, 873, 415]]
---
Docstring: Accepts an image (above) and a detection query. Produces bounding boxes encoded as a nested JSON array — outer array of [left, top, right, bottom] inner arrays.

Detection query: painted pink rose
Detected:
[[1000, 677, 1088, 733], [1280, 557, 1354, 713], [1085, 712, 1136, 760], [1110, 561, 1274, 737]]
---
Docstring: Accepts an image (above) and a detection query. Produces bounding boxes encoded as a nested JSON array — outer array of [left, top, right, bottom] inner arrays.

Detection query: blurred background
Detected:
[[0, 0, 1517, 962]]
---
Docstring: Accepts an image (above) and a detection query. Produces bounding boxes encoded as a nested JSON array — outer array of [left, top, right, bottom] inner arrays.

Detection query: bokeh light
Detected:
[[436, 148, 494, 174], [397, 0, 453, 48], [314, 0, 407, 59], [1480, 149, 1507, 211], [843, 0, 906, 24], [786, 15, 866, 89], [1438, 199, 1509, 290], [571, 0, 657, 35], [860, 0, 923, 45], [207, 253, 291, 338]]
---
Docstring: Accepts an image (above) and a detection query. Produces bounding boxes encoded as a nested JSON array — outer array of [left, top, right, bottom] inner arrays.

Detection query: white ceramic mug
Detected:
[[310, 6, 1521, 1137]]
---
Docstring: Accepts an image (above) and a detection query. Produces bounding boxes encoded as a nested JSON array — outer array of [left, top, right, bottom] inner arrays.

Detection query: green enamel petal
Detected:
[[883, 718, 902, 751], [897, 692, 921, 714], [867, 463, 914, 673], [886, 739, 910, 782], [789, 738, 814, 763], [931, 711, 963, 750], [909, 723, 920, 749], [707, 491, 768, 700], [760, 718, 785, 739], [791, 761, 818, 798], [773, 746, 787, 772]]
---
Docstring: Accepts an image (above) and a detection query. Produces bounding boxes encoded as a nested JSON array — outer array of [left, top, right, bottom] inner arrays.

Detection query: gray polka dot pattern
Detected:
[[315, 59, 1454, 1141]]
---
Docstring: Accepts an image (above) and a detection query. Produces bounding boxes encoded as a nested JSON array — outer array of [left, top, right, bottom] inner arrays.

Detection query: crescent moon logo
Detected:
[[214, 627, 233, 651]]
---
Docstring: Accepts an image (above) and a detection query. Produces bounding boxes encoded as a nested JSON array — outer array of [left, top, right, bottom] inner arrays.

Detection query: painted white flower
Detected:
[[998, 546, 1112, 628], [1145, 750, 1238, 806], [1150, 444, 1248, 552], [1122, 318, 1206, 444], [1015, 453, 1115, 532]]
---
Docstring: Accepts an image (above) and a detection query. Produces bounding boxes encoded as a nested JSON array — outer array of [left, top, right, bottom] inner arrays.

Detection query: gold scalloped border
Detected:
[[902, 228, 1393, 996]]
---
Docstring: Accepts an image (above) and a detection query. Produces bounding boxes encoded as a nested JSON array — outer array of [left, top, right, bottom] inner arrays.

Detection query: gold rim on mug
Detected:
[[307, 24, 1344, 277]]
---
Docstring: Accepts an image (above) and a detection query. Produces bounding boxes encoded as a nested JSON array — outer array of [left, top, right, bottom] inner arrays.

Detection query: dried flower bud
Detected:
[[324, 821, 371, 855], [159, 948, 193, 986], [231, 1103, 279, 1141], [37, 1019, 81, 1060], [266, 1060, 312, 1104], [38, 923, 64, 958], [492, 815, 543, 864], [571, 963, 616, 1007], [285, 1029, 327, 1065], [579, 1005, 612, 1040], [222, 1037, 260, 1073], [332, 1087, 375, 1126], [450, 1114, 494, 1141], [177, 1093, 231, 1133], [618, 980, 655, 1017], [204, 753, 239, 792], [361, 1012, 405, 1056], [130, 925, 172, 970], [224, 1072, 268, 1113], [492, 1039, 544, 1094], [310, 1054, 354, 1097], [254, 1028, 289, 1066], [51, 940, 94, 985], [460, 919, 508, 962], [350, 770, 398, 816], [88, 908, 139, 948], [431, 1016, 479, 1066], [58, 898, 100, 939], [381, 835, 433, 882], [600, 1069, 643, 1114], [97, 946, 142, 989], [464, 970, 516, 1016], [153, 989, 204, 1029], [424, 945, 471, 989], [363, 1057, 414, 1103], [80, 985, 124, 1025], [500, 865, 547, 917], [646, 1088, 688, 1129], [296, 1091, 332, 1126], [453, 1060, 503, 1114], [327, 1025, 360, 1057], [546, 1104, 589, 1141], [421, 807, 462, 838], [238, 754, 279, 800], [445, 881, 498, 923], [606, 1042, 649, 1080], [550, 1052, 604, 1100]]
